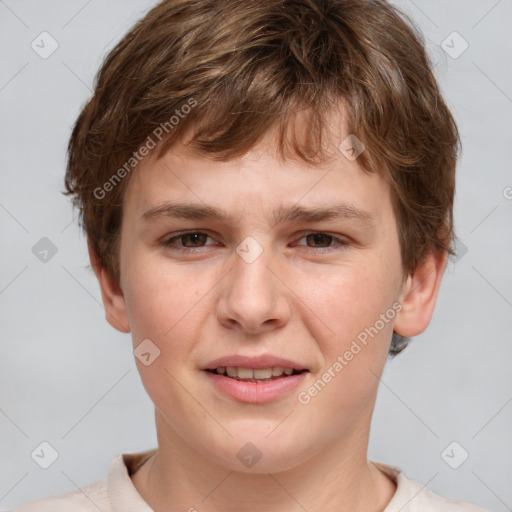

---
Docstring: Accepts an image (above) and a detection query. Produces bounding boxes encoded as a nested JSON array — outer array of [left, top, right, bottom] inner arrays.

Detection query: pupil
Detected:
[[308, 233, 331, 247], [184, 233, 205, 247]]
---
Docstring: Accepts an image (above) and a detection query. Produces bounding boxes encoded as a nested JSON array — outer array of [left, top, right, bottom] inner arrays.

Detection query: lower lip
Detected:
[[203, 371, 308, 404]]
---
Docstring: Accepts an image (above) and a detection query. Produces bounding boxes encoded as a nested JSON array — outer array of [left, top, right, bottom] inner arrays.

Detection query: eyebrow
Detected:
[[141, 201, 375, 226]]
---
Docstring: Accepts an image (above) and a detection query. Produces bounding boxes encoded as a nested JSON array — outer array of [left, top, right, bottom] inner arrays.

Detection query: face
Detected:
[[109, 126, 412, 474]]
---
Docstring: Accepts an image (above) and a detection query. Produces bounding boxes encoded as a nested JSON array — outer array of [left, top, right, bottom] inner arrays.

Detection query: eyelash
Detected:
[[161, 231, 350, 253]]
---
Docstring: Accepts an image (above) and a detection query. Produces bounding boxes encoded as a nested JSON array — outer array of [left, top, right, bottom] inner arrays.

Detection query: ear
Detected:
[[393, 250, 448, 338], [88, 239, 131, 333]]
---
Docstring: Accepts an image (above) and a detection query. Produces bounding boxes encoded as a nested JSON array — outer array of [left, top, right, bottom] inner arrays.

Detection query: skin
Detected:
[[91, 118, 447, 512]]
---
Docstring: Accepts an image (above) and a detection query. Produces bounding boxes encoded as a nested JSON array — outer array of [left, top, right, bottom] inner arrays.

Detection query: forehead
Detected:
[[122, 144, 392, 239], [122, 109, 392, 227]]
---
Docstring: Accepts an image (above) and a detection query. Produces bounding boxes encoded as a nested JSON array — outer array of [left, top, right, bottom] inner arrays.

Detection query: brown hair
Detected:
[[64, 0, 460, 356]]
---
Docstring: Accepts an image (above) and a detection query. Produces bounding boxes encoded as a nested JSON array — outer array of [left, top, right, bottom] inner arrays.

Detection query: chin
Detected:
[[198, 429, 317, 475]]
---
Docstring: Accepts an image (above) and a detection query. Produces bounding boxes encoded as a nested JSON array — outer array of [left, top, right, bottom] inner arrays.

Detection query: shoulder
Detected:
[[12, 480, 110, 512], [11, 450, 155, 512], [372, 461, 491, 512], [405, 483, 491, 512]]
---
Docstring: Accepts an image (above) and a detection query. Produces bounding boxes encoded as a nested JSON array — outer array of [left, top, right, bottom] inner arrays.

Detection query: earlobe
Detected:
[[87, 239, 131, 334], [393, 250, 448, 338]]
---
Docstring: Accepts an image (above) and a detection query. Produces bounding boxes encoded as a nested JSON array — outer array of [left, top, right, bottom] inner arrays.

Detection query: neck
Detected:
[[131, 411, 396, 512]]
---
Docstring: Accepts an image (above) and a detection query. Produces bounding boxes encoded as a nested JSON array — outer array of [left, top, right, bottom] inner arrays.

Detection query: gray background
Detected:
[[0, 0, 511, 510]]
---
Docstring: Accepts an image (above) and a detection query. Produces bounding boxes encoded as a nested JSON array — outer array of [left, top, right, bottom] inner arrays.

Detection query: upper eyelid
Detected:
[[294, 231, 348, 241], [165, 230, 216, 242]]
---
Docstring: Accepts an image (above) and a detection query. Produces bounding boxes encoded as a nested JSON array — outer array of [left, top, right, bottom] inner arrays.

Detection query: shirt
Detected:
[[13, 449, 490, 511]]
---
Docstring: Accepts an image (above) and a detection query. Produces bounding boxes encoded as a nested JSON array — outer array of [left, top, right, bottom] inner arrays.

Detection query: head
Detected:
[[64, 0, 460, 472]]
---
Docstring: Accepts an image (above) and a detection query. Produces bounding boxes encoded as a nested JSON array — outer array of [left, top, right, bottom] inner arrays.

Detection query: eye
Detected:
[[163, 231, 214, 250], [302, 233, 334, 248], [295, 232, 349, 250], [161, 230, 350, 253]]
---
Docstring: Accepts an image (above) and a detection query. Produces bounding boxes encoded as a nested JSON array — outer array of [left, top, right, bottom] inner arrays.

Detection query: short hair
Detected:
[[64, 0, 460, 356]]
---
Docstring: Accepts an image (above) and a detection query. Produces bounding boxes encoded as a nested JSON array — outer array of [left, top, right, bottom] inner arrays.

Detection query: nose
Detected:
[[216, 243, 292, 335]]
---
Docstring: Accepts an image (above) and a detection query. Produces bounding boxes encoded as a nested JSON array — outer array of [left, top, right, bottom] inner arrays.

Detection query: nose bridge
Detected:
[[217, 236, 290, 333]]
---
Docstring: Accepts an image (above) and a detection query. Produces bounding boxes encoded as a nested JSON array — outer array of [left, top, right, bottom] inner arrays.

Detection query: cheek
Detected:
[[122, 251, 209, 350], [297, 262, 398, 346], [121, 260, 211, 419], [294, 262, 400, 414]]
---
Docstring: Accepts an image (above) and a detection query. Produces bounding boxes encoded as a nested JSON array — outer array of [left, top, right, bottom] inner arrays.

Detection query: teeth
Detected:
[[253, 368, 272, 379], [213, 366, 299, 380], [237, 367, 253, 379], [226, 366, 237, 378]]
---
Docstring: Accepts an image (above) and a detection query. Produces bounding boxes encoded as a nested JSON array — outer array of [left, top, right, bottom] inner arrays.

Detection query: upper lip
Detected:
[[202, 354, 309, 371]]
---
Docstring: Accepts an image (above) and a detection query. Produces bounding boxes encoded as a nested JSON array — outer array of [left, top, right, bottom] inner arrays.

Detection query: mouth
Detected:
[[205, 366, 308, 383], [201, 355, 311, 402]]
